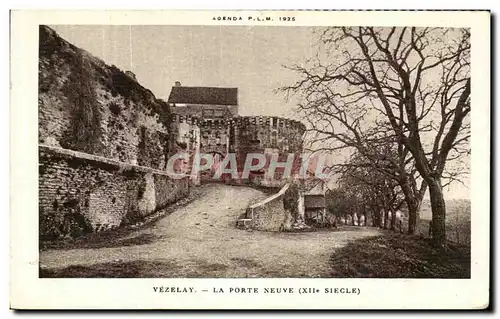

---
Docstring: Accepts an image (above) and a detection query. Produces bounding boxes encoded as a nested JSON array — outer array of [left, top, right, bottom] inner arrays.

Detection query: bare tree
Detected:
[[282, 27, 470, 247], [333, 128, 426, 233], [337, 149, 406, 230]]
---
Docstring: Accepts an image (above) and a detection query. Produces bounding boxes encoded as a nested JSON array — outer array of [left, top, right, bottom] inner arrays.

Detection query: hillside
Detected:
[[329, 232, 470, 278], [419, 199, 471, 220], [418, 199, 471, 245], [38, 25, 170, 168], [38, 25, 190, 240]]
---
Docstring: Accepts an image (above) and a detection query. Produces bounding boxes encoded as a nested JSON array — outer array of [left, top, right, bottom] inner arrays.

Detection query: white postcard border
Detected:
[[10, 10, 490, 309]]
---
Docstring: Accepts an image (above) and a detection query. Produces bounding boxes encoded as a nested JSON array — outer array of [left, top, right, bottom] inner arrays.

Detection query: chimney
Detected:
[[175, 81, 182, 87]]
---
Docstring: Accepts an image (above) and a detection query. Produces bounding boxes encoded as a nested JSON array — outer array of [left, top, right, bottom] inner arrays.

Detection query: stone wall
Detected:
[[38, 25, 169, 170], [200, 118, 230, 156], [243, 183, 292, 231], [169, 115, 307, 186], [230, 116, 305, 187], [37, 26, 197, 242], [230, 116, 305, 153], [39, 145, 190, 240], [171, 104, 238, 119], [168, 114, 201, 184], [168, 115, 200, 155]]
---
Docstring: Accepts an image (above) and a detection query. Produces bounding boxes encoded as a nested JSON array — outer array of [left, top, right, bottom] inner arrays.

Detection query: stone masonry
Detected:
[[39, 146, 190, 240], [38, 26, 192, 240], [38, 25, 308, 240]]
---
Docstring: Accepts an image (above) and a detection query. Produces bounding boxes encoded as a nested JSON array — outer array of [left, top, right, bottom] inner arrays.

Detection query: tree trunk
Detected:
[[428, 178, 447, 247], [371, 209, 379, 227], [390, 208, 396, 231], [407, 199, 418, 234], [400, 178, 423, 235], [383, 209, 388, 229], [408, 207, 416, 234]]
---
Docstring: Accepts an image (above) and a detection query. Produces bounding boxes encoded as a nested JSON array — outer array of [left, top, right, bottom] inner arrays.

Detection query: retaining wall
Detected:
[[39, 145, 191, 240], [242, 183, 292, 231]]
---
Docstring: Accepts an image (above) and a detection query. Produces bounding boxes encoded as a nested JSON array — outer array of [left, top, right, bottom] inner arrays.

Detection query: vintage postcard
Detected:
[[10, 10, 490, 309]]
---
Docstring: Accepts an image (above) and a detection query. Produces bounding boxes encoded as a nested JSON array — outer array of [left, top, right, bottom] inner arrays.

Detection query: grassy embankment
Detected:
[[329, 199, 471, 278]]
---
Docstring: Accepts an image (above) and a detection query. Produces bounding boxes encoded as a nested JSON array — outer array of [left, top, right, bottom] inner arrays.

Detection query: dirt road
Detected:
[[40, 184, 381, 277]]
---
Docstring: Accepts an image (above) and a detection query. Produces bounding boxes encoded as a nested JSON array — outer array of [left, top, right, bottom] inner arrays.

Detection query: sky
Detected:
[[50, 25, 317, 118], [48, 25, 469, 200]]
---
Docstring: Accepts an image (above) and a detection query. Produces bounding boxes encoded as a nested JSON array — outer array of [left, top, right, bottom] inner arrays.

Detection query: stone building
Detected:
[[38, 25, 310, 240], [167, 82, 238, 119], [297, 174, 328, 224], [167, 82, 306, 186], [303, 194, 327, 223], [168, 83, 237, 173]]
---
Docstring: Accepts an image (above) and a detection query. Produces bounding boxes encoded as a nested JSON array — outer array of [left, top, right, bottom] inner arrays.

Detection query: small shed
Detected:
[[303, 194, 326, 222]]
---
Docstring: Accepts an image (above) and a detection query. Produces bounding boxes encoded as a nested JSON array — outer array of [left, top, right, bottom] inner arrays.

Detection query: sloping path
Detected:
[[40, 184, 381, 277]]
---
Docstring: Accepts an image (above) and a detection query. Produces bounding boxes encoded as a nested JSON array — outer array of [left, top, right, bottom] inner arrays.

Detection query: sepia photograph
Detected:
[[37, 23, 472, 279], [9, 10, 490, 309]]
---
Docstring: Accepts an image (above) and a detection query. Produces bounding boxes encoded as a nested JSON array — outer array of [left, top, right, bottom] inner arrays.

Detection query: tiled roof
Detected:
[[304, 194, 326, 209], [168, 86, 238, 106]]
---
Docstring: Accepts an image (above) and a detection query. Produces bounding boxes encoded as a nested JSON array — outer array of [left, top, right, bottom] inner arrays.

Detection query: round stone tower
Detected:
[[229, 116, 306, 187]]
